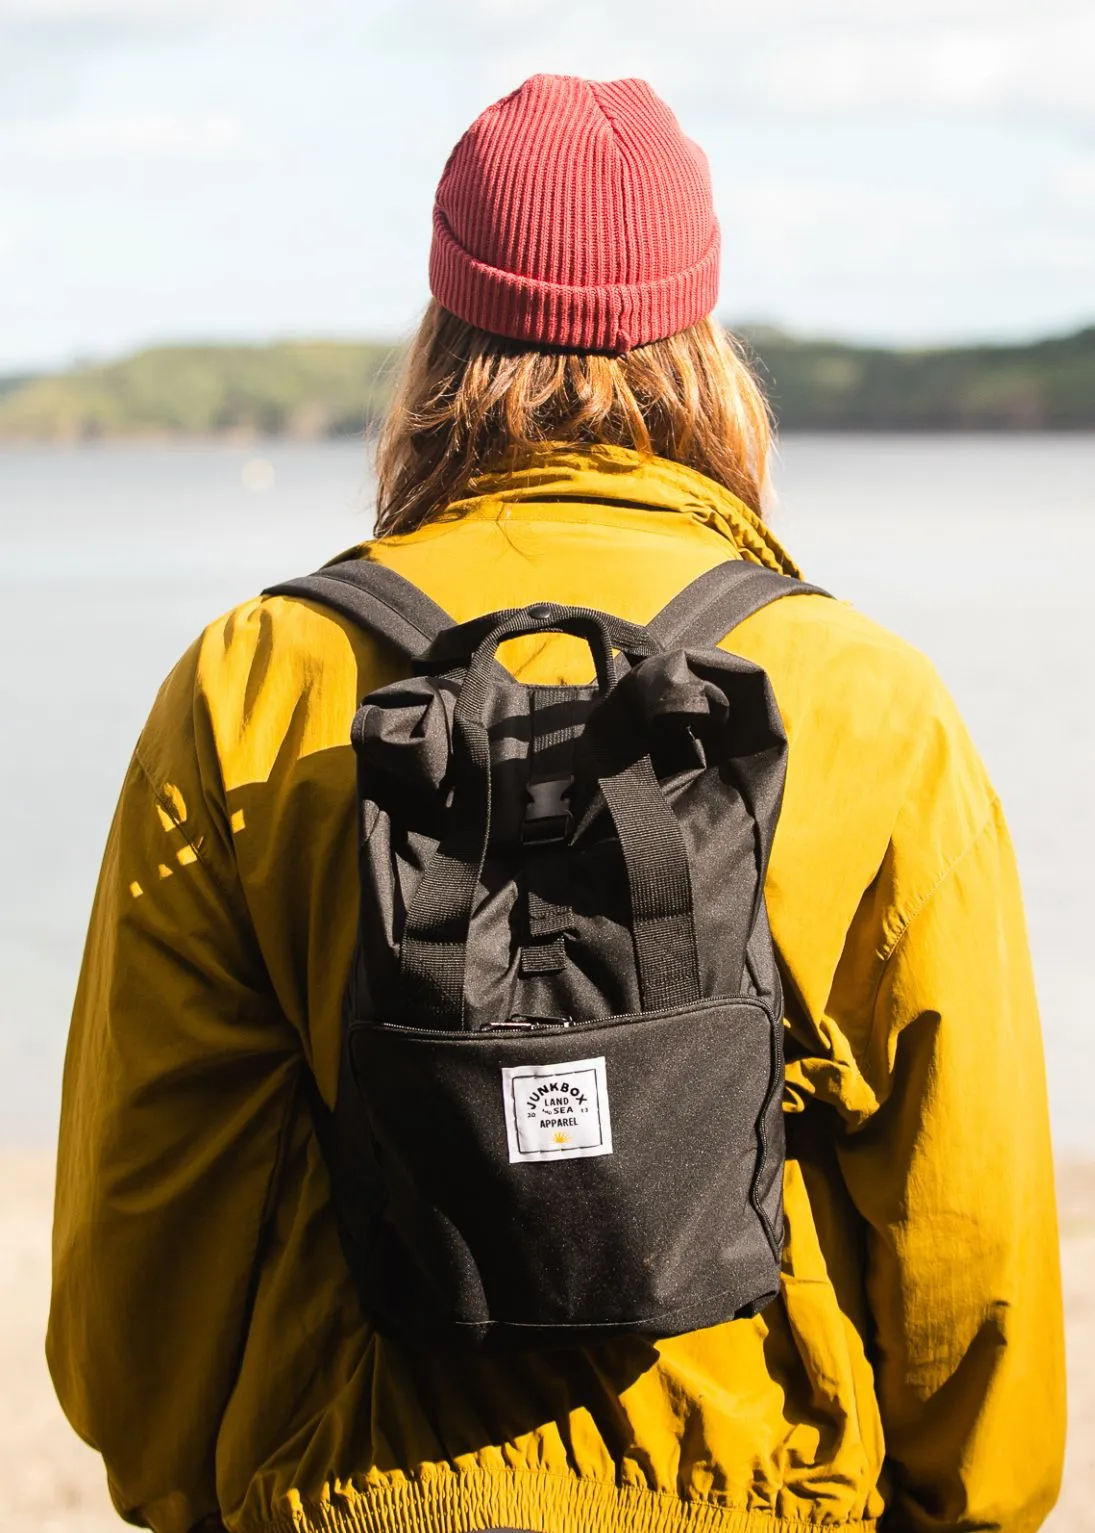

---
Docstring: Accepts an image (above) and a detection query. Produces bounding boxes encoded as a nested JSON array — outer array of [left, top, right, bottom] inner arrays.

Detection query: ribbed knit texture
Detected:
[[429, 74, 720, 353]]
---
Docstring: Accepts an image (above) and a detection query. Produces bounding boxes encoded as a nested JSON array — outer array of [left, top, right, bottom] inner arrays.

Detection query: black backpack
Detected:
[[265, 558, 825, 1349]]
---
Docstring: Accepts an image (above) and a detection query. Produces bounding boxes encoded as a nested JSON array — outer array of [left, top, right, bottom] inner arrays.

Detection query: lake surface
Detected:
[[1, 436, 1092, 1148]]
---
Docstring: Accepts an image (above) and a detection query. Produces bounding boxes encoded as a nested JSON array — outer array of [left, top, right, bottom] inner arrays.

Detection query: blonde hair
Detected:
[[373, 301, 771, 537]]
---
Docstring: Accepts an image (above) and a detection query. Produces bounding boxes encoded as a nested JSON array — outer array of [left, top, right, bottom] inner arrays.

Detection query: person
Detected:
[[48, 73, 1065, 1533]]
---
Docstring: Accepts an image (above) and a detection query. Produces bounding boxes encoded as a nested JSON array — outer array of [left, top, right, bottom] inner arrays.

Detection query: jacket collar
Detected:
[[400, 444, 802, 578]]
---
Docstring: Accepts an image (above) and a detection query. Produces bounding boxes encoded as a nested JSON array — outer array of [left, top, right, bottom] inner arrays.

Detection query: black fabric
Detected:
[[419, 601, 661, 672], [398, 606, 701, 1027], [646, 560, 828, 651], [520, 688, 577, 978], [582, 686, 702, 1013], [269, 555, 832, 1348], [264, 559, 454, 658], [347, 998, 783, 1346], [350, 651, 780, 1031]]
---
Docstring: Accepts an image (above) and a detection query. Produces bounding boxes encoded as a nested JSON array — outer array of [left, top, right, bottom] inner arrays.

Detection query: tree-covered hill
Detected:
[[745, 326, 1095, 430], [0, 341, 398, 441], [0, 327, 1091, 440]]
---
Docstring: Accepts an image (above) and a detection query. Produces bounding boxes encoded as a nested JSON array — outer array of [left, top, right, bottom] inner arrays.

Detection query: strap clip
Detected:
[[522, 777, 572, 847]]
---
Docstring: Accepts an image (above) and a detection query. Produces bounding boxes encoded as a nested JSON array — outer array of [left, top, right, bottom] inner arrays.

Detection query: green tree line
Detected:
[[747, 326, 1095, 430], [0, 327, 1091, 440]]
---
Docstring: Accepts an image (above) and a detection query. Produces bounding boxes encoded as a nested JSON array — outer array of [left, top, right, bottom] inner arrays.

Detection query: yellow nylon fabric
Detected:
[[49, 445, 1065, 1533]]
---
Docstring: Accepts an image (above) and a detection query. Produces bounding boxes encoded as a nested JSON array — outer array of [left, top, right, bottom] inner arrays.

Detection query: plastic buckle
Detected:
[[521, 777, 572, 847]]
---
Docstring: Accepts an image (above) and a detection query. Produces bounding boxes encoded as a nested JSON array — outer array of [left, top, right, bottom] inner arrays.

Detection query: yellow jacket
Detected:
[[49, 445, 1065, 1533]]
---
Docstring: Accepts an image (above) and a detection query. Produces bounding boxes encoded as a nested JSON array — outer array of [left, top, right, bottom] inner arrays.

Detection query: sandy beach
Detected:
[[2, 1152, 1091, 1533]]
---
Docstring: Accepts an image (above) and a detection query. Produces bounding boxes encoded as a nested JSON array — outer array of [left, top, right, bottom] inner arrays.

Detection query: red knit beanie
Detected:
[[429, 74, 720, 354]]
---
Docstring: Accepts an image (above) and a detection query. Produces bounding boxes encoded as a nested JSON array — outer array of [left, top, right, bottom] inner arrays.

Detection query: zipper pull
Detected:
[[489, 1014, 570, 1030]]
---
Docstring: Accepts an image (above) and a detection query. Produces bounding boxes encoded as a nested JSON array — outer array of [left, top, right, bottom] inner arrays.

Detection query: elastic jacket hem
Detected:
[[262, 1474, 879, 1533]]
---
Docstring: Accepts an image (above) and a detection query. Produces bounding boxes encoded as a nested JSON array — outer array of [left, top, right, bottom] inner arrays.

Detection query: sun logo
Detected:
[[553, 1132, 572, 1145]]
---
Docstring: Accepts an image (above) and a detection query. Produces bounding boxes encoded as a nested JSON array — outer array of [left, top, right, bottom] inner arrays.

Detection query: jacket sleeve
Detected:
[[835, 788, 1066, 1531], [47, 646, 300, 1533]]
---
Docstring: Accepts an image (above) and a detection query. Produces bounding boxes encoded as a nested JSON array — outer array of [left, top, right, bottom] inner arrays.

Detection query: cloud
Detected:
[[0, 0, 258, 15], [1, 0, 1090, 366], [0, 0, 279, 129], [1055, 154, 1095, 207], [743, 15, 1095, 121], [7, 0, 1090, 130], [385, 0, 1095, 126], [7, 111, 247, 158]]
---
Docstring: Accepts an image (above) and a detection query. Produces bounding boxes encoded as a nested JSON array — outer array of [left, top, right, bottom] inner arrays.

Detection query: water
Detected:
[[1, 437, 1092, 1149]]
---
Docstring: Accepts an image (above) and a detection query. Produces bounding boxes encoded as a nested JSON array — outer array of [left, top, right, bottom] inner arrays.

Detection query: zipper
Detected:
[[487, 1014, 572, 1031], [352, 994, 776, 1042]]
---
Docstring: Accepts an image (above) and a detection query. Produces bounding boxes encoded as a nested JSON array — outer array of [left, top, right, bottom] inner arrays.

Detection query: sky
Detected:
[[1, 0, 1093, 373]]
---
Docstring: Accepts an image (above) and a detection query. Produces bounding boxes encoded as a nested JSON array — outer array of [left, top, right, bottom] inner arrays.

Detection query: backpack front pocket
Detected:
[[346, 998, 784, 1346]]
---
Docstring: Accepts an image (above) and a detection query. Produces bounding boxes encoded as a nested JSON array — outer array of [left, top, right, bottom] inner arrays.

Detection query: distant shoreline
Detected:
[[1, 428, 1092, 452], [1, 326, 1092, 441]]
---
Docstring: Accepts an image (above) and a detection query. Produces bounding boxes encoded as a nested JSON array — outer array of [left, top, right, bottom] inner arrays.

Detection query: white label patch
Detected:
[[501, 1056, 613, 1164]]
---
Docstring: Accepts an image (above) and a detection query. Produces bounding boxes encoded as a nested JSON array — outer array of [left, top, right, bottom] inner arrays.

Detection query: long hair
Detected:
[[373, 301, 772, 537]]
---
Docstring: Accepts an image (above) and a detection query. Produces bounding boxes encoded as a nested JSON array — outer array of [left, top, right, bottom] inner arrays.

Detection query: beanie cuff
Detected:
[[429, 209, 721, 354]]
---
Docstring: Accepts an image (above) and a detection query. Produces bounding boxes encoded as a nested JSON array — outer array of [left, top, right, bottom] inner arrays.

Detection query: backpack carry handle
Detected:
[[419, 601, 661, 677], [459, 601, 665, 708]]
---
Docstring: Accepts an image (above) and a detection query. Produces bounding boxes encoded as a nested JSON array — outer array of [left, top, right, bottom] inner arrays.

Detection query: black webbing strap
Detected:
[[595, 745, 702, 1012], [646, 561, 829, 651], [264, 559, 454, 659], [399, 608, 553, 1027], [417, 601, 658, 672], [520, 688, 581, 978]]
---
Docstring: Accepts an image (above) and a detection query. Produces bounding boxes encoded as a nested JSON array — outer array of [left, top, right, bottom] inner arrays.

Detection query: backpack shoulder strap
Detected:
[[646, 561, 830, 650], [264, 559, 453, 659]]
